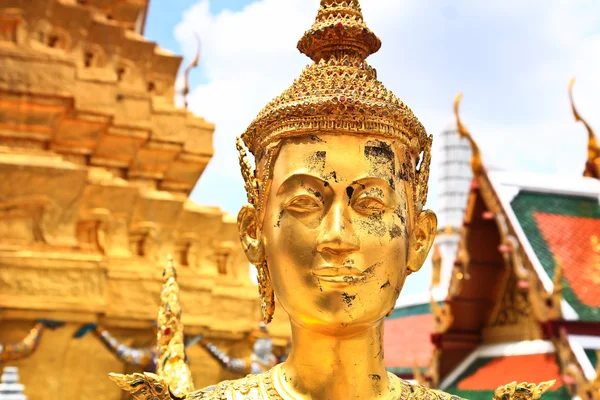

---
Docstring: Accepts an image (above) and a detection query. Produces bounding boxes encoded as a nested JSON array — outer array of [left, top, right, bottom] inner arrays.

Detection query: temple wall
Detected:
[[0, 1, 291, 398]]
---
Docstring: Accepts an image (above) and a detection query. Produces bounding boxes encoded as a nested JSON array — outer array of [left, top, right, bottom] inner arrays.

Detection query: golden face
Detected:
[[239, 134, 436, 334]]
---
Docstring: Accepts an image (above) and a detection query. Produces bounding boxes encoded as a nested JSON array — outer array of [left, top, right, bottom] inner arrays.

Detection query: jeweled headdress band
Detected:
[[237, 0, 432, 213]]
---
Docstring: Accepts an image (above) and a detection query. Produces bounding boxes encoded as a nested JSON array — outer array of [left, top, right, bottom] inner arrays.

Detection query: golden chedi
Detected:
[[110, 1, 554, 399]]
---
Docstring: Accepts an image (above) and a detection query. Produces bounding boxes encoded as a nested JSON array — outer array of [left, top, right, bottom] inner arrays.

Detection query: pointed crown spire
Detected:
[[297, 0, 381, 62]]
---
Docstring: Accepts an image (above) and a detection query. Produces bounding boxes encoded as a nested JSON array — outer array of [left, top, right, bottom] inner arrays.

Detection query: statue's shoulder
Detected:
[[391, 374, 555, 400], [391, 375, 464, 400], [186, 371, 272, 400]]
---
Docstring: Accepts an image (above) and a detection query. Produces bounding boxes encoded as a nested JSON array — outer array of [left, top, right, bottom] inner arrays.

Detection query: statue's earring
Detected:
[[257, 260, 275, 324]]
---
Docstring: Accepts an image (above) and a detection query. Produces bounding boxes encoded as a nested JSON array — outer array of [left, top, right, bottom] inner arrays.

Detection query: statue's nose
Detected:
[[316, 202, 360, 255]]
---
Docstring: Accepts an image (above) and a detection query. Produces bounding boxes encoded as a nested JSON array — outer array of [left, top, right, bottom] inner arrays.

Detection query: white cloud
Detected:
[[174, 0, 600, 293]]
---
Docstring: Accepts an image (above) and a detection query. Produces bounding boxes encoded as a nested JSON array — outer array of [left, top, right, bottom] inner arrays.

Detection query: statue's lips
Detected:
[[311, 266, 366, 282]]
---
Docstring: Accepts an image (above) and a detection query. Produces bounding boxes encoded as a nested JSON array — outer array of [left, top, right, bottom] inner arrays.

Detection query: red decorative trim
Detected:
[[541, 320, 600, 338]]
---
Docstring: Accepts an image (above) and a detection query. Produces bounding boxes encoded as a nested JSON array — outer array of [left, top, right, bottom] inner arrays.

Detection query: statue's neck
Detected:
[[278, 320, 390, 400]]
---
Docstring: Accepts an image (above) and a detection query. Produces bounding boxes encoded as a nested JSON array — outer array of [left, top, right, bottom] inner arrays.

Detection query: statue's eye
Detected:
[[285, 195, 321, 213], [354, 197, 386, 214], [154, 385, 163, 393]]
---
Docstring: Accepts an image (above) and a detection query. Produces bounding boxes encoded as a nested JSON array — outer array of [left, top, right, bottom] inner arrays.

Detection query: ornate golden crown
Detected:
[[238, 0, 432, 212]]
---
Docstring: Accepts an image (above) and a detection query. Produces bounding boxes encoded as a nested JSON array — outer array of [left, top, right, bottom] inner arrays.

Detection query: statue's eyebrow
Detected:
[[276, 173, 327, 195], [351, 176, 395, 191]]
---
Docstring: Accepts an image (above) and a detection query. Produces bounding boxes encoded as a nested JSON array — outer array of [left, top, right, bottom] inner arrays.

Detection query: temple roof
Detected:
[[385, 302, 436, 375], [440, 342, 568, 400], [488, 171, 600, 322]]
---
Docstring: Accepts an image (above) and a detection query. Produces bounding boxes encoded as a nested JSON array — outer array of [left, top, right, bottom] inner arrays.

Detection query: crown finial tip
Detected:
[[297, 0, 380, 62]]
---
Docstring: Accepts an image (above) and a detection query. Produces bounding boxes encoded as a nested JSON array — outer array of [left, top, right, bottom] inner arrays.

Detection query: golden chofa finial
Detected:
[[568, 77, 600, 179], [182, 33, 201, 110], [454, 93, 483, 175]]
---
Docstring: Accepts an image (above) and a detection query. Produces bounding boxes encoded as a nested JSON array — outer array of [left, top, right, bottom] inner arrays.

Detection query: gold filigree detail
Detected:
[[488, 271, 533, 328], [108, 372, 177, 400], [493, 380, 556, 400], [237, 137, 259, 207], [257, 260, 275, 324]]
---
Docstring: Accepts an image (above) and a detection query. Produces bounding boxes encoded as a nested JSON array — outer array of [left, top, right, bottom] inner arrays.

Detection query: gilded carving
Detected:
[[493, 381, 556, 400], [552, 329, 599, 399], [430, 296, 453, 334], [488, 272, 532, 327], [0, 266, 104, 299]]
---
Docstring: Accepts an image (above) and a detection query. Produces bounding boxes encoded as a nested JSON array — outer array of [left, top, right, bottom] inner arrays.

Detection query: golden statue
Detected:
[[109, 1, 555, 398]]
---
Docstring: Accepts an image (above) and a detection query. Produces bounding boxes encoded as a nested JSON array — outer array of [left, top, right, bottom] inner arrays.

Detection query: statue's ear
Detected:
[[407, 210, 437, 274], [237, 204, 265, 265]]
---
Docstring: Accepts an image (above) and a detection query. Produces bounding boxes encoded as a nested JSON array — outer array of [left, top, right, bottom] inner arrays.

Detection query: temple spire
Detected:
[[568, 77, 600, 179], [0, 367, 27, 400]]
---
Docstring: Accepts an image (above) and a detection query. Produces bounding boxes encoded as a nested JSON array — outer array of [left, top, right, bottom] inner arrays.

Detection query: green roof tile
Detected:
[[388, 302, 441, 319], [584, 349, 598, 369], [510, 191, 600, 321]]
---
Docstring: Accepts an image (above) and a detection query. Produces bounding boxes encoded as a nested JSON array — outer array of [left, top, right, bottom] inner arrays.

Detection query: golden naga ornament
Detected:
[[109, 1, 555, 398]]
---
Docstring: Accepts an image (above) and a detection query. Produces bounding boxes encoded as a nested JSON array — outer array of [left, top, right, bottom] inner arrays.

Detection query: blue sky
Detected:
[[145, 0, 258, 89]]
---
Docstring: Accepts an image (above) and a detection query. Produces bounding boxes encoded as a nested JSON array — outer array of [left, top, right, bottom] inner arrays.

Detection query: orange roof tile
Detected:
[[458, 353, 562, 391], [533, 213, 600, 307], [384, 313, 434, 369]]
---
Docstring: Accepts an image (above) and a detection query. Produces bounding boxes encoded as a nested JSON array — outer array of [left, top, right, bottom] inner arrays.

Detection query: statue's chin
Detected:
[[286, 308, 389, 336]]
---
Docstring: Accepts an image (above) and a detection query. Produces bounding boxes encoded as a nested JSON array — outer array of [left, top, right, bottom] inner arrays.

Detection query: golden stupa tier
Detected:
[[0, 1, 291, 399], [0, 0, 213, 195]]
